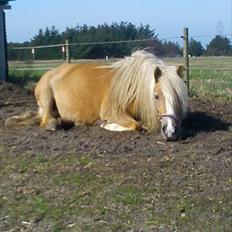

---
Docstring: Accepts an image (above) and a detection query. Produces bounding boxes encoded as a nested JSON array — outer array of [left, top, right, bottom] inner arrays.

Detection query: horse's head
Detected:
[[154, 65, 188, 141]]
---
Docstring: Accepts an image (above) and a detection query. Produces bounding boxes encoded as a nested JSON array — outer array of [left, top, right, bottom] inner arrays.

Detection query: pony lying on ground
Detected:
[[5, 51, 188, 141]]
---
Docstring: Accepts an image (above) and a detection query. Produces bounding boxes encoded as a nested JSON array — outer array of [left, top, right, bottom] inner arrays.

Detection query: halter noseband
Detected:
[[159, 114, 178, 124]]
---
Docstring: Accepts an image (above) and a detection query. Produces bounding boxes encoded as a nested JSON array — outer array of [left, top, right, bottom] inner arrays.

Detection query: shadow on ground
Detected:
[[182, 111, 232, 138]]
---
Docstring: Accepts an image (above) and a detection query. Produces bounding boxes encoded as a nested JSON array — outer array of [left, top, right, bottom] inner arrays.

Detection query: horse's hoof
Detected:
[[46, 120, 58, 131]]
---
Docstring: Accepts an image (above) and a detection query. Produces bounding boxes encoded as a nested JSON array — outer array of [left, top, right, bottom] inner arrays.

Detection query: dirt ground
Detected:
[[0, 80, 232, 232]]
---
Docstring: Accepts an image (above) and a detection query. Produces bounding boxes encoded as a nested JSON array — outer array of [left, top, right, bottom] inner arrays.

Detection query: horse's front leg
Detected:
[[100, 114, 141, 132]]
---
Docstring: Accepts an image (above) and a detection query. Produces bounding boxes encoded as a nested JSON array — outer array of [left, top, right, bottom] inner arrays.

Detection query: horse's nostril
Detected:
[[162, 125, 168, 136], [162, 125, 166, 132]]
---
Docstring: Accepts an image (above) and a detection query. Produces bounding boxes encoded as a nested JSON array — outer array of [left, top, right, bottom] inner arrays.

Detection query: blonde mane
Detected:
[[105, 51, 188, 132], [160, 66, 188, 122]]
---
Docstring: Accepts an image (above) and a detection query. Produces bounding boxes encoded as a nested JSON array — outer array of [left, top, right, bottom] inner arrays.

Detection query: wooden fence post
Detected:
[[65, 39, 70, 63], [182, 28, 189, 95]]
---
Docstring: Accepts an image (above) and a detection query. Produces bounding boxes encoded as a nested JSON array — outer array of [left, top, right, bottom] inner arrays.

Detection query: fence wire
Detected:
[[9, 34, 232, 90]]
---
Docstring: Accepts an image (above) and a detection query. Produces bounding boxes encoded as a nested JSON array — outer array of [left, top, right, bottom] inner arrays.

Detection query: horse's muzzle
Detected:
[[161, 124, 179, 141], [160, 114, 179, 141]]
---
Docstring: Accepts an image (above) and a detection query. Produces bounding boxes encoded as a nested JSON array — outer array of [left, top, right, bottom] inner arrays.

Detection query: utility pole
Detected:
[[217, 19, 224, 36]]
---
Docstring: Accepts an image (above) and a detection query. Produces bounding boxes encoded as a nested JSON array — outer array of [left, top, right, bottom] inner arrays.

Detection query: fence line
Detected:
[[12, 36, 186, 50], [12, 43, 66, 50], [8, 31, 232, 99], [11, 33, 232, 51], [9, 31, 232, 96]]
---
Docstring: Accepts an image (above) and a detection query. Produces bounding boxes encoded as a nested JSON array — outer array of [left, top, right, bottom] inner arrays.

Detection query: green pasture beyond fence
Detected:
[[8, 56, 232, 101]]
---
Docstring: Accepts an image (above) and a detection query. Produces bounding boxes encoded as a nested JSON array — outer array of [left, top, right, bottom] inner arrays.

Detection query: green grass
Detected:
[[111, 185, 142, 205], [8, 69, 45, 87], [190, 69, 232, 101], [166, 56, 232, 101], [1, 152, 231, 231], [164, 56, 232, 69], [8, 56, 232, 100]]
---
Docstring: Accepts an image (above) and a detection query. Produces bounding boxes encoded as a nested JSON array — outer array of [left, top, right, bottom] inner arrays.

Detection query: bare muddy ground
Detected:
[[0, 81, 232, 232]]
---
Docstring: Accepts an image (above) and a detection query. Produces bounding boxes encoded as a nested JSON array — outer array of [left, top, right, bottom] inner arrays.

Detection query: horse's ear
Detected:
[[154, 66, 162, 83], [177, 65, 185, 79]]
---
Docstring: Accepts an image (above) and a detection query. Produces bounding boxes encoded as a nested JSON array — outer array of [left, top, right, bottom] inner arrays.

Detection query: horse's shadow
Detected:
[[181, 111, 232, 139]]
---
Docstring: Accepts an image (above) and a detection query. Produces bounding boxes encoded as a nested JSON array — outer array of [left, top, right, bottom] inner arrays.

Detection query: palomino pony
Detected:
[[6, 51, 188, 141]]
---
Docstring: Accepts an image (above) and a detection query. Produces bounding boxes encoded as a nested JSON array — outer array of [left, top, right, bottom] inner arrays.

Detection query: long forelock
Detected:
[[107, 51, 162, 132]]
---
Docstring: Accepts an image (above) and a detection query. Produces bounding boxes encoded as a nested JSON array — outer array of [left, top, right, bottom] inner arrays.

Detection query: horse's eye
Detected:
[[155, 94, 159, 100]]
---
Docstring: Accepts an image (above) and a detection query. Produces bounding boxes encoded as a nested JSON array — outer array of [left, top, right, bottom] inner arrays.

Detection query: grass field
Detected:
[[9, 56, 232, 100], [165, 56, 232, 101]]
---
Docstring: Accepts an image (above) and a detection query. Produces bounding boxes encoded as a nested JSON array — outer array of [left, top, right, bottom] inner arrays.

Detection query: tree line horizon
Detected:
[[7, 22, 232, 60]]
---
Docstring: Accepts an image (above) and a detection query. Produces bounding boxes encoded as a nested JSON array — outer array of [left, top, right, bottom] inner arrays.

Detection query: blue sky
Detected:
[[5, 0, 232, 46]]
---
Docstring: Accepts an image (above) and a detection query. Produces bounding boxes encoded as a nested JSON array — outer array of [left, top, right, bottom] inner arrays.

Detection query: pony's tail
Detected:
[[5, 111, 41, 127]]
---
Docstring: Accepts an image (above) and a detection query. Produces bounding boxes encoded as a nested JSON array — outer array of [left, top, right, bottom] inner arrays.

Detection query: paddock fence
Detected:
[[8, 30, 232, 100]]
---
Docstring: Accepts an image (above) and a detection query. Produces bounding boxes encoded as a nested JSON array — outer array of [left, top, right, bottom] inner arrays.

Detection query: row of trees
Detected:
[[7, 22, 232, 60], [8, 22, 182, 60], [189, 36, 232, 57]]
